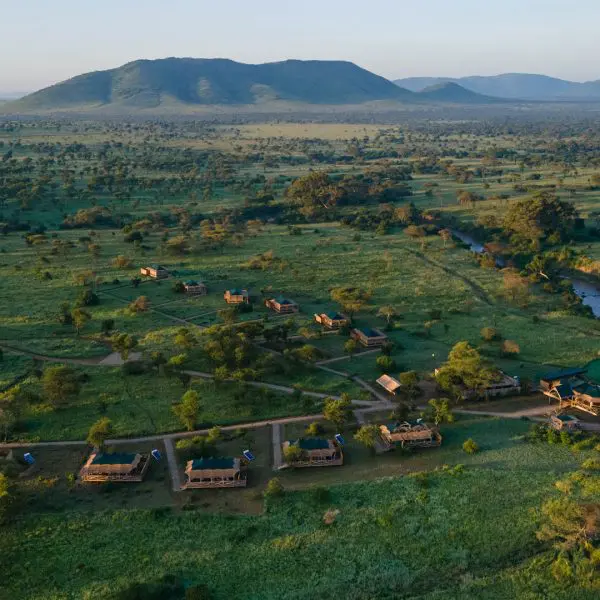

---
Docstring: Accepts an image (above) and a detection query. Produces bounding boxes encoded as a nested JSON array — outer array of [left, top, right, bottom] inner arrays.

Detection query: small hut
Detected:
[[79, 452, 150, 482], [376, 374, 402, 395], [314, 312, 349, 329], [350, 327, 388, 348], [184, 457, 247, 488], [282, 438, 343, 468], [224, 288, 249, 304], [140, 264, 169, 279], [265, 296, 299, 314], [550, 414, 580, 431], [183, 280, 208, 296], [379, 421, 442, 450]]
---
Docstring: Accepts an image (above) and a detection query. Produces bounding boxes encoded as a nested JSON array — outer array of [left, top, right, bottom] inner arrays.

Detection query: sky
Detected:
[[2, 0, 600, 93]]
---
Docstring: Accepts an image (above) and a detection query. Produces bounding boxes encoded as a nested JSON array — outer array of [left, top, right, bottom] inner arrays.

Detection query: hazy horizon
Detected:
[[3, 0, 600, 94]]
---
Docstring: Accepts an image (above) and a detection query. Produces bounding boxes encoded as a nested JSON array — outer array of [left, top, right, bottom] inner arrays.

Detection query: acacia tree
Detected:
[[42, 365, 81, 407], [173, 389, 200, 431], [323, 395, 351, 428], [87, 417, 112, 449], [354, 424, 380, 450], [377, 305, 398, 326], [435, 341, 499, 398], [330, 286, 371, 318]]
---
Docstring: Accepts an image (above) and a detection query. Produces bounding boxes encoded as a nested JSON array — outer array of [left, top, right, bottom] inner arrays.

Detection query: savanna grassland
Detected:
[[2, 117, 600, 599]]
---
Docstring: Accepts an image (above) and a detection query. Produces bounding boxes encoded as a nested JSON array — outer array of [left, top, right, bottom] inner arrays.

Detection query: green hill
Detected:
[[416, 82, 505, 104], [6, 58, 415, 112]]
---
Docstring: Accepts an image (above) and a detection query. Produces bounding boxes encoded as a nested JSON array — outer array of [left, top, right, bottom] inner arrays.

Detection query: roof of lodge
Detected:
[[227, 288, 247, 295], [149, 264, 166, 270], [357, 327, 385, 338], [274, 296, 294, 304], [325, 311, 345, 320], [291, 438, 331, 450], [184, 280, 204, 286], [385, 421, 426, 433], [573, 382, 600, 398], [91, 452, 138, 465], [190, 457, 236, 470], [540, 368, 587, 382]]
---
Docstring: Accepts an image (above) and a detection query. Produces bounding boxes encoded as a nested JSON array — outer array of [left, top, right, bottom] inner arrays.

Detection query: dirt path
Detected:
[[272, 423, 283, 470], [402, 247, 493, 305], [163, 437, 182, 492], [316, 349, 380, 366]]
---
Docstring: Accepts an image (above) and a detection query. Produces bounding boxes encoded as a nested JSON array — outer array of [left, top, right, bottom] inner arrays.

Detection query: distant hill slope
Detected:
[[416, 82, 504, 104], [395, 73, 600, 100], [6, 58, 416, 112]]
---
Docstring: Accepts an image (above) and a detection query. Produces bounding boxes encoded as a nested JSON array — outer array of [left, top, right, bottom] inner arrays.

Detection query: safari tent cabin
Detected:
[[550, 414, 580, 431], [376, 374, 402, 395], [282, 438, 343, 468], [350, 327, 388, 348], [461, 372, 521, 400], [265, 296, 299, 314], [184, 457, 247, 489], [540, 368, 588, 392], [183, 280, 207, 296], [314, 311, 349, 329], [79, 452, 150, 482], [140, 264, 169, 279], [224, 288, 249, 304], [540, 368, 600, 415], [379, 421, 442, 450]]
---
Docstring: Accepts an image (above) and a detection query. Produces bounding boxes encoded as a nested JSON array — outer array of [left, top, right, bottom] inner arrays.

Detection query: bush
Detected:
[[75, 288, 99, 307], [376, 355, 396, 373], [264, 477, 284, 498], [305, 422, 324, 436], [185, 584, 212, 600], [462, 438, 479, 454], [121, 361, 150, 376], [480, 326, 500, 342]]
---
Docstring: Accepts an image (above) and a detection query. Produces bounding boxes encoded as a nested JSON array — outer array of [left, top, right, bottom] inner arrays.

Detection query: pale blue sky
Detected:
[[2, 0, 599, 92]]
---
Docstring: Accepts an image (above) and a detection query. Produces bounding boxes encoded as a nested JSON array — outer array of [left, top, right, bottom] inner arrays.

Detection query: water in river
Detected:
[[451, 229, 600, 317]]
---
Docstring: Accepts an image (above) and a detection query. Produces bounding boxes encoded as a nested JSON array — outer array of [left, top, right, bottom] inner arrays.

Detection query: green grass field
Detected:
[[2, 417, 597, 600]]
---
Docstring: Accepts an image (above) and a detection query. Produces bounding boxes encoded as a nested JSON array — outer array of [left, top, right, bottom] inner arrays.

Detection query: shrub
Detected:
[[75, 288, 99, 307], [376, 355, 396, 373], [305, 422, 324, 436], [480, 326, 500, 342], [501, 339, 520, 357], [264, 477, 284, 498], [462, 438, 479, 454]]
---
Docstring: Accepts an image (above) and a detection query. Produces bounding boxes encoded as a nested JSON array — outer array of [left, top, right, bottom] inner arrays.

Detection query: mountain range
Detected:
[[394, 73, 600, 101], [2, 58, 503, 113], [5, 59, 600, 114]]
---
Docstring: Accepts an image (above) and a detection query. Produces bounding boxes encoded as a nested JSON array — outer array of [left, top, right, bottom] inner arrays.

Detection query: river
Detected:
[[450, 229, 600, 317]]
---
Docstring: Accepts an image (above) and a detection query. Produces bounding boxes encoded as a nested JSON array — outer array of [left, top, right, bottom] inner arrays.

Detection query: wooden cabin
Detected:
[[376, 374, 402, 395], [79, 452, 151, 483], [183, 280, 208, 296], [184, 457, 247, 489], [224, 288, 249, 304], [281, 438, 343, 468], [265, 296, 299, 314], [461, 372, 521, 400], [140, 264, 169, 279], [350, 327, 388, 348], [314, 311, 349, 329], [550, 414, 580, 431], [379, 421, 442, 450]]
